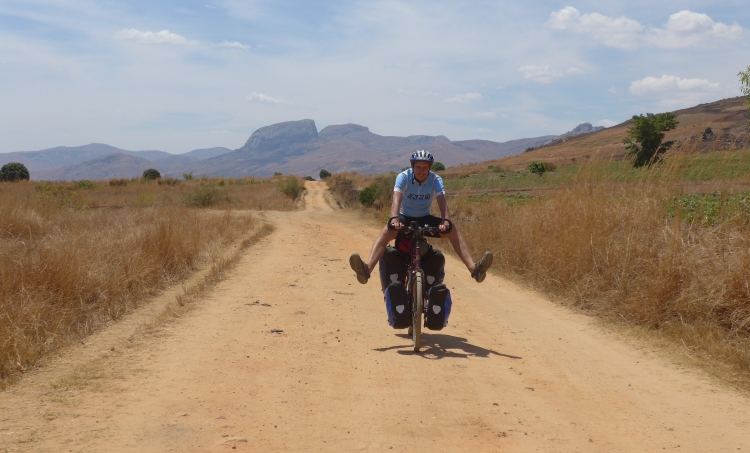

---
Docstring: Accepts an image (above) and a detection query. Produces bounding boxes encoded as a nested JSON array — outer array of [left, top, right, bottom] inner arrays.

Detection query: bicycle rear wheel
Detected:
[[412, 272, 423, 352]]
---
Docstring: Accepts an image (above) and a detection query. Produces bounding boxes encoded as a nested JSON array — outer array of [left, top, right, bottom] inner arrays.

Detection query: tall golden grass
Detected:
[[0, 177, 296, 385], [449, 151, 750, 387]]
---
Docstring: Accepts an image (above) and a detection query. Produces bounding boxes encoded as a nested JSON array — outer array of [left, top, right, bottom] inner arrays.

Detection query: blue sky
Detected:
[[1, 0, 748, 153]]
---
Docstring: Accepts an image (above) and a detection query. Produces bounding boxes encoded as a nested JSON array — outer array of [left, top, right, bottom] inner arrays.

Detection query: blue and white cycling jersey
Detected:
[[393, 168, 445, 217]]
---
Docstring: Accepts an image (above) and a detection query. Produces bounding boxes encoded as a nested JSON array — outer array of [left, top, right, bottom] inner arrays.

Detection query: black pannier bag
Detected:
[[424, 283, 452, 331], [421, 248, 445, 292], [379, 246, 408, 292], [384, 281, 411, 329]]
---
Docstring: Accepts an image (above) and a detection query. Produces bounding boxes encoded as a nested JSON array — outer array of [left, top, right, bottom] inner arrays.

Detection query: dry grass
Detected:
[[449, 157, 750, 389], [0, 177, 294, 386]]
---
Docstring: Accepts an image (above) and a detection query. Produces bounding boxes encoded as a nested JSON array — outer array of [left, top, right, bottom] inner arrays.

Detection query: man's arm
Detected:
[[436, 193, 451, 232], [390, 191, 404, 229]]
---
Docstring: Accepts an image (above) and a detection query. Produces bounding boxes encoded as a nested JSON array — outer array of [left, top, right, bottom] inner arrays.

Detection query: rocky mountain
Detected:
[[4, 119, 608, 180]]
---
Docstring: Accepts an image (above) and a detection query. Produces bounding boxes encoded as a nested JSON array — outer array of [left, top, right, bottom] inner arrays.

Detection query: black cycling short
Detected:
[[397, 214, 443, 238]]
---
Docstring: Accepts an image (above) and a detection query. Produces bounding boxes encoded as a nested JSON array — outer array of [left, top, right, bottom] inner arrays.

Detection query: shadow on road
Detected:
[[373, 333, 522, 360]]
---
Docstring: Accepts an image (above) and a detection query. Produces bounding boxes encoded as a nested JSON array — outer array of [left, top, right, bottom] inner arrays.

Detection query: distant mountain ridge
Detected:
[[2, 121, 602, 180]]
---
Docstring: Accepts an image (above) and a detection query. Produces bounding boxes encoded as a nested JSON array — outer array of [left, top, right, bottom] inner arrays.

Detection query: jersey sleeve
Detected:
[[433, 174, 445, 195], [394, 171, 408, 193]]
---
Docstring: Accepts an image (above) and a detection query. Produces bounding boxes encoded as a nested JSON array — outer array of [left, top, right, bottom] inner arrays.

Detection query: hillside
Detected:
[[34, 153, 153, 180], [495, 96, 750, 170]]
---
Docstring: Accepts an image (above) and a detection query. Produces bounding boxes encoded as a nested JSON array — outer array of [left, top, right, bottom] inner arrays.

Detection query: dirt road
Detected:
[[2, 181, 750, 452]]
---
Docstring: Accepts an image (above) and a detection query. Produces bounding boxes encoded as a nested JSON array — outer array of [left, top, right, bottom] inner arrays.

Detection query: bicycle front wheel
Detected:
[[412, 272, 423, 352]]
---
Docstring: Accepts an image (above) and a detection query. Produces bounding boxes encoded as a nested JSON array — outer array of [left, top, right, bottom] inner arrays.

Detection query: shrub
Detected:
[[358, 173, 397, 208], [276, 176, 305, 199], [143, 168, 161, 180], [358, 185, 378, 206], [183, 186, 230, 207], [183, 172, 194, 180], [76, 180, 96, 189], [319, 169, 332, 179], [273, 171, 283, 176], [0, 162, 30, 182], [528, 162, 546, 177], [304, 176, 315, 181], [34, 183, 84, 209], [432, 162, 446, 172]]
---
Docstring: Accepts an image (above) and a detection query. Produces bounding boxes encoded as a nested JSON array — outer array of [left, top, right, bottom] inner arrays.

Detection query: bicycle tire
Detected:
[[412, 272, 423, 352]]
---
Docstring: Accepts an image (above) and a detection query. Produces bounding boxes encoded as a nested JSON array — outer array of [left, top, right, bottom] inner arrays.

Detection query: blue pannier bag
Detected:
[[424, 283, 452, 331], [384, 281, 411, 329]]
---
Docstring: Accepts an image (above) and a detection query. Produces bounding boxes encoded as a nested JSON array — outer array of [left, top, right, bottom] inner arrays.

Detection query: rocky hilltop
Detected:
[[5, 117, 619, 180]]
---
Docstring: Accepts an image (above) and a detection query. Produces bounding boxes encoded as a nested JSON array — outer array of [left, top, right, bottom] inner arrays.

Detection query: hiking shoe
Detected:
[[471, 251, 493, 283], [349, 253, 370, 284]]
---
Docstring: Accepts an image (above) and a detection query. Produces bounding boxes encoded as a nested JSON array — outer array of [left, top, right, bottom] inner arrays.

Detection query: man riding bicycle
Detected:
[[349, 150, 493, 285]]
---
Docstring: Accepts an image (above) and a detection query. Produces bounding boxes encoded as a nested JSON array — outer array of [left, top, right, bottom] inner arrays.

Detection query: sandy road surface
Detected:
[[2, 181, 750, 452]]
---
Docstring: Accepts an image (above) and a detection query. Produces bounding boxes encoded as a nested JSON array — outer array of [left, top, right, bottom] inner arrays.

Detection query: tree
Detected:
[[142, 168, 161, 180], [527, 162, 546, 177], [432, 162, 446, 171], [740, 65, 750, 122], [0, 162, 30, 182], [623, 113, 678, 168], [319, 169, 331, 179]]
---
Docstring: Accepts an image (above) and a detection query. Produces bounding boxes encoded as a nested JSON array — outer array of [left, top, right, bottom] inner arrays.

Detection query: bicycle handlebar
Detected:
[[387, 217, 452, 235]]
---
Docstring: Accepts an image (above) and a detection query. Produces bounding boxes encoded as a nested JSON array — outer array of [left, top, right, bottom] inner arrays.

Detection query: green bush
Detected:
[[528, 162, 546, 177], [143, 168, 161, 180], [304, 176, 315, 181], [0, 162, 30, 182], [432, 162, 446, 172], [183, 172, 194, 180], [182, 186, 230, 207], [319, 169, 332, 179], [76, 180, 96, 189], [358, 185, 378, 206], [276, 176, 305, 199], [358, 173, 397, 208], [623, 112, 678, 168], [273, 171, 283, 176]]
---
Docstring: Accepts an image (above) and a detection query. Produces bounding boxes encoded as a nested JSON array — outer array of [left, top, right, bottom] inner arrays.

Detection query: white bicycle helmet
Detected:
[[410, 150, 434, 165]]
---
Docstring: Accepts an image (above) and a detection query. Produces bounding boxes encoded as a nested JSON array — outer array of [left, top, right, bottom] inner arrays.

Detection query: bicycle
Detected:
[[389, 220, 442, 352]]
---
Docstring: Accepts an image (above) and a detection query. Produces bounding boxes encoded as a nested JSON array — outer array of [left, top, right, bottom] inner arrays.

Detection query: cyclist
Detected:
[[349, 150, 493, 284]]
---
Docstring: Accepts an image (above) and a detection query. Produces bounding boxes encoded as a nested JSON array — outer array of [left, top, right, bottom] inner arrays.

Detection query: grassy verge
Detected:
[[0, 177, 298, 387]]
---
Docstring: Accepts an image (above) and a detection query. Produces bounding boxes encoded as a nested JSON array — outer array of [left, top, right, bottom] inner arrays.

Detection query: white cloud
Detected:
[[474, 111, 496, 118], [629, 74, 722, 107], [443, 92, 483, 103], [608, 87, 617, 94], [547, 6, 643, 49], [246, 92, 292, 105], [646, 10, 742, 48], [113, 29, 197, 45], [547, 7, 742, 49], [594, 119, 617, 127], [219, 40, 250, 50], [518, 65, 581, 83]]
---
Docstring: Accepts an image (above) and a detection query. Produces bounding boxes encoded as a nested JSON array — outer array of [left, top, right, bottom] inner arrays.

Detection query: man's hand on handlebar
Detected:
[[388, 216, 403, 230], [439, 218, 452, 234]]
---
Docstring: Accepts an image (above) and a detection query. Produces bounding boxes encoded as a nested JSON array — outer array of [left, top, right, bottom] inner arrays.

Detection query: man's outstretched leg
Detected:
[[441, 225, 493, 283], [350, 226, 398, 284]]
